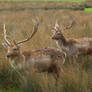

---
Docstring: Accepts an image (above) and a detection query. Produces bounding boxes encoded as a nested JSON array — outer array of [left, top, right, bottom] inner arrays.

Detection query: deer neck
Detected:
[[9, 52, 24, 70], [57, 34, 68, 47]]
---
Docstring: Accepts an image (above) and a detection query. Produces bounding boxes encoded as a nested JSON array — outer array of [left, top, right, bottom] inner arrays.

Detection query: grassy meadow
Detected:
[[0, 2, 92, 92], [0, 0, 85, 1], [85, 8, 92, 12]]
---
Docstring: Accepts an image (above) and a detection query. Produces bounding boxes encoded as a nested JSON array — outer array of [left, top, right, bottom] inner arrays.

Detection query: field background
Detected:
[[0, 0, 86, 2], [0, 1, 92, 92]]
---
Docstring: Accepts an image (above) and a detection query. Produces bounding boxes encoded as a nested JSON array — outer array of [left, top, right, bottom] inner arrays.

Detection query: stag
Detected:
[[51, 17, 92, 63], [2, 22, 66, 85]]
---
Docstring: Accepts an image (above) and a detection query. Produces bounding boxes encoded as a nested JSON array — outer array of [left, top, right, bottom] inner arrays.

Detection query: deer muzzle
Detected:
[[6, 54, 11, 58]]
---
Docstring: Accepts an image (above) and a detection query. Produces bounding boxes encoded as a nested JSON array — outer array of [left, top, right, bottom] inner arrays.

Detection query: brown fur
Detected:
[[23, 48, 65, 59], [78, 47, 92, 55], [66, 38, 81, 44]]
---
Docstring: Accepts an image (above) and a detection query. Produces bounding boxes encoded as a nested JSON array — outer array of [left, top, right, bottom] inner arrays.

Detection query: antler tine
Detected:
[[64, 16, 76, 30], [55, 20, 59, 29], [3, 24, 10, 45], [17, 20, 39, 45]]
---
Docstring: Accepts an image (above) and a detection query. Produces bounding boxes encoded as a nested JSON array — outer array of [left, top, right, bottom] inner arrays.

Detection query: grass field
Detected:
[[0, 2, 92, 92], [0, 88, 21, 92], [0, 0, 85, 2], [85, 8, 92, 12]]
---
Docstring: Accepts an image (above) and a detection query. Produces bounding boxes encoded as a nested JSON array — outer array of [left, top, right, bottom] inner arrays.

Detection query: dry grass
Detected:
[[0, 6, 92, 92], [21, 62, 92, 92]]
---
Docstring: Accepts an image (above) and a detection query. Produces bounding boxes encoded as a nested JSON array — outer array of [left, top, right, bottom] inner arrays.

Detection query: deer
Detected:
[[51, 17, 92, 63], [2, 21, 66, 85]]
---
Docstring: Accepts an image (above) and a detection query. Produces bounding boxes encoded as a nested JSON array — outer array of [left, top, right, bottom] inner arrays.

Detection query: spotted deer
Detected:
[[2, 21, 66, 85], [51, 17, 92, 63]]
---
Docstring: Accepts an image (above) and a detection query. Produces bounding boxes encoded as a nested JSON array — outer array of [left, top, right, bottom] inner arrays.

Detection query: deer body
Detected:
[[55, 37, 92, 57], [56, 39, 78, 56], [23, 48, 65, 72], [7, 46, 65, 72], [51, 18, 92, 62]]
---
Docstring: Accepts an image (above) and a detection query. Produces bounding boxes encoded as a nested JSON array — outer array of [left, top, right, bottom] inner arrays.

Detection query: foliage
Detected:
[[85, 8, 92, 12]]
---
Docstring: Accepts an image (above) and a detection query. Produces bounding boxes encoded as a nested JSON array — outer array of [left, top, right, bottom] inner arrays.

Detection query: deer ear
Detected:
[[2, 42, 9, 49]]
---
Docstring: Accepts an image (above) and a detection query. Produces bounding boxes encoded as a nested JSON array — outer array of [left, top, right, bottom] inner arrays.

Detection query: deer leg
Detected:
[[53, 64, 61, 86], [68, 55, 77, 65], [66, 56, 71, 64], [72, 56, 76, 64], [69, 56, 73, 64], [53, 71, 59, 86]]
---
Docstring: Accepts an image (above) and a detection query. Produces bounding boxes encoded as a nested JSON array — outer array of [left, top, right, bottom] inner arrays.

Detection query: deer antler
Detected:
[[55, 20, 59, 29], [17, 21, 39, 45], [3, 24, 10, 46], [63, 16, 76, 30], [53, 20, 60, 31]]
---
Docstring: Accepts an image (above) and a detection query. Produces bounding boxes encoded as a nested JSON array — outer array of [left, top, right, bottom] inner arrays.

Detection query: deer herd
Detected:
[[2, 16, 92, 85]]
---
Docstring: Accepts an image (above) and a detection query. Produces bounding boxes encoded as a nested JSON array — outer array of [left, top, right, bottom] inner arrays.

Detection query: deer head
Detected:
[[2, 21, 39, 59], [51, 16, 76, 40]]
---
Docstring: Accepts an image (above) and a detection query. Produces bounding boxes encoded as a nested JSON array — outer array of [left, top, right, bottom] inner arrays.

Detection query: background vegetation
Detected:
[[0, 2, 92, 92], [0, 0, 86, 2]]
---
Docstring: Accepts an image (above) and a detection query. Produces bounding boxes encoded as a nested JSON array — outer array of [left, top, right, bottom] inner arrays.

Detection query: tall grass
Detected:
[[0, 9, 92, 92], [20, 60, 92, 92], [0, 0, 85, 2]]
